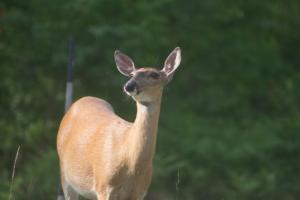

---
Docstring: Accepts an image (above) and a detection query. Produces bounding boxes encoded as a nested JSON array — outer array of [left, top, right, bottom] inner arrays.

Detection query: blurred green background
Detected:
[[1, 0, 300, 199]]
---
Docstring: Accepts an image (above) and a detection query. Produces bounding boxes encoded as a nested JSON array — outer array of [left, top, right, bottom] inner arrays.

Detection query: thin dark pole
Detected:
[[65, 38, 75, 112], [58, 38, 75, 200]]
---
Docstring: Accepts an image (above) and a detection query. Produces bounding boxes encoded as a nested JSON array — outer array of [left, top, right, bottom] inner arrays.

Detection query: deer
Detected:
[[56, 47, 182, 200]]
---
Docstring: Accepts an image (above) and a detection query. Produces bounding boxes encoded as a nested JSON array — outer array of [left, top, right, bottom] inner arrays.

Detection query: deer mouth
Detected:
[[124, 88, 141, 97], [124, 81, 140, 96]]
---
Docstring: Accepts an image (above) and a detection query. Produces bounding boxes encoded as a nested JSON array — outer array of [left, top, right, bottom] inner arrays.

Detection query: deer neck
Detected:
[[127, 95, 162, 172]]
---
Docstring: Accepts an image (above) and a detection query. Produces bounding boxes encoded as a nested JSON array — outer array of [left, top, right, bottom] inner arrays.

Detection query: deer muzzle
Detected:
[[124, 80, 140, 95]]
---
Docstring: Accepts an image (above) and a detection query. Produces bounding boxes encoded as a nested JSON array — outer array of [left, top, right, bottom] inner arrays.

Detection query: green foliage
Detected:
[[0, 0, 300, 199]]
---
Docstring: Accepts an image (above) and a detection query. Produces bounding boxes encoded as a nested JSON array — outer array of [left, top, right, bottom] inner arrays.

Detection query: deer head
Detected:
[[114, 47, 181, 104]]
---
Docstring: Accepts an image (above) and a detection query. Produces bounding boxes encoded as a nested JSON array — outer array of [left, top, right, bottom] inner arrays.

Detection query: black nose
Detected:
[[124, 81, 137, 92]]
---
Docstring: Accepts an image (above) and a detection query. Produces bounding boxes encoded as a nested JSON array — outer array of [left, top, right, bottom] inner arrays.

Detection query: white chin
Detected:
[[125, 90, 152, 102], [125, 89, 137, 96]]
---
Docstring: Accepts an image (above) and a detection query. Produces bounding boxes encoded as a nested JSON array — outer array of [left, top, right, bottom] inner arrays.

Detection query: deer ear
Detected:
[[114, 50, 136, 76], [161, 47, 181, 82]]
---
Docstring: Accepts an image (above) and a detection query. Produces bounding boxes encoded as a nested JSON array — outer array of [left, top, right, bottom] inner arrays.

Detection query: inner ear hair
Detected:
[[163, 47, 181, 75]]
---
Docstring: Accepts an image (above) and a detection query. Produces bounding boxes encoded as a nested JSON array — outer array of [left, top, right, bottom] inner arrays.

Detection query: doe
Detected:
[[57, 47, 182, 200]]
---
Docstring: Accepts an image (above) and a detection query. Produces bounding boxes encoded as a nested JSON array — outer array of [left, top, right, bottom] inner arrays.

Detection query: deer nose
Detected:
[[124, 80, 137, 92]]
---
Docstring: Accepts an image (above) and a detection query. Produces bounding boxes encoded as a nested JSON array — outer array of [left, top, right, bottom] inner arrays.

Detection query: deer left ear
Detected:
[[114, 50, 136, 77], [161, 47, 181, 82]]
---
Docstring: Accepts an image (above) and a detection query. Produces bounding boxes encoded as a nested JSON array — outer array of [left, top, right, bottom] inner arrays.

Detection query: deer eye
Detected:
[[149, 72, 159, 79]]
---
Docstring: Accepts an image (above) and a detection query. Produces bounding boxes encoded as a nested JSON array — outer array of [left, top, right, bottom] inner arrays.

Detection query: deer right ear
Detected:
[[114, 50, 136, 77], [162, 47, 181, 82]]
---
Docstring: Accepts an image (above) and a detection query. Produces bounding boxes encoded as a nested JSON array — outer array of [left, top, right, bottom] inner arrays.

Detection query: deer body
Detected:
[[57, 48, 181, 200]]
